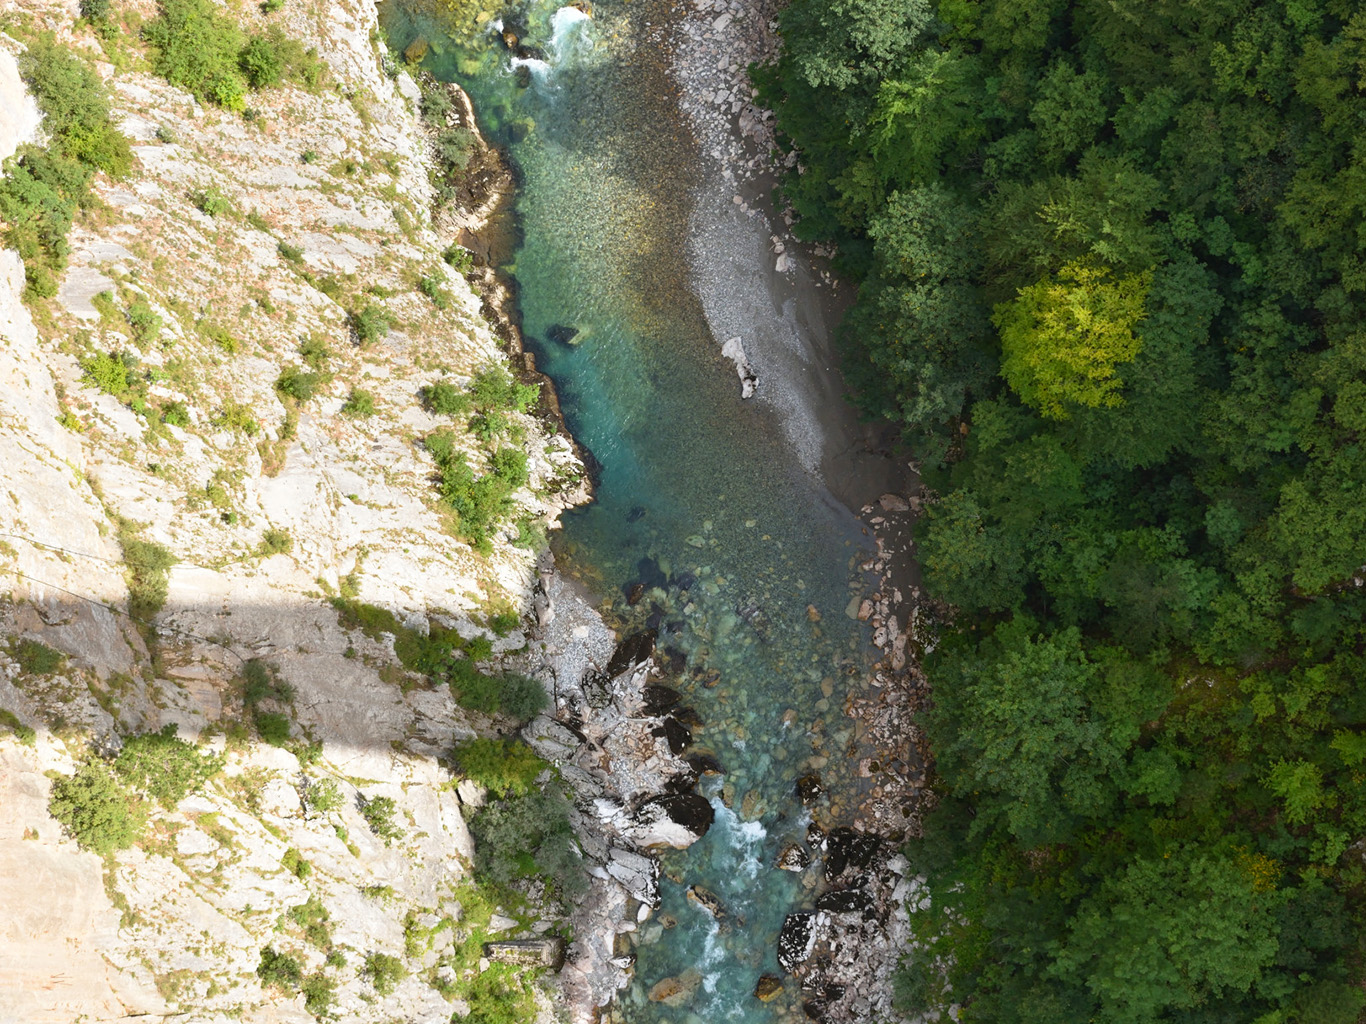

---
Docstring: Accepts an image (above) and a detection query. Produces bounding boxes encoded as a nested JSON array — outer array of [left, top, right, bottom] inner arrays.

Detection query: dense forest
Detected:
[[759, 1, 1366, 1021]]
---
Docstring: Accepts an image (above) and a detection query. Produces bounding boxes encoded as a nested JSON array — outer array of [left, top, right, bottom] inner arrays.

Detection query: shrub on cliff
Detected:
[[358, 794, 403, 843], [453, 738, 546, 797], [361, 952, 406, 996], [144, 0, 248, 110], [114, 724, 225, 807], [49, 759, 146, 855], [116, 524, 176, 620], [421, 380, 472, 417]]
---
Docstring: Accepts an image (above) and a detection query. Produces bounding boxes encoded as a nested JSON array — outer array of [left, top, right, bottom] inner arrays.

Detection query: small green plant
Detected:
[[80, 0, 110, 22], [126, 299, 162, 346], [350, 304, 391, 345], [289, 895, 331, 946], [14, 638, 65, 675], [257, 528, 294, 556], [358, 794, 403, 843], [281, 847, 313, 881], [0, 709, 37, 746], [361, 952, 406, 996], [301, 149, 317, 163], [214, 400, 260, 435], [161, 401, 191, 428], [256, 946, 302, 989], [435, 127, 477, 171], [489, 609, 520, 636], [301, 972, 334, 1015], [260, 0, 284, 12], [341, 388, 376, 417], [246, 208, 271, 232], [192, 185, 233, 217], [155, 125, 178, 143], [442, 244, 475, 273], [306, 777, 343, 815], [201, 320, 239, 354], [471, 365, 539, 414], [417, 273, 452, 309], [48, 759, 146, 855], [278, 240, 303, 263], [298, 334, 331, 369]]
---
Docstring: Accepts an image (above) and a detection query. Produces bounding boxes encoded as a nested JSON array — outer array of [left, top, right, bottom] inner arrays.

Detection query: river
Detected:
[[378, 2, 887, 1019]]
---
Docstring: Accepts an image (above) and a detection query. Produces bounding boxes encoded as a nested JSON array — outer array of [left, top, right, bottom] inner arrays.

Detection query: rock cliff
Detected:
[[0, 1, 590, 1020]]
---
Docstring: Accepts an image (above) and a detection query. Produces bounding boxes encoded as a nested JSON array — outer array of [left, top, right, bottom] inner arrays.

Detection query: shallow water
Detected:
[[379, 2, 876, 1018]]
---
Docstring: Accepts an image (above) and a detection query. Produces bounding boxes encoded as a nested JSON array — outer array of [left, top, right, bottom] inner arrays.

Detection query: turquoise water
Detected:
[[380, 2, 876, 1018]]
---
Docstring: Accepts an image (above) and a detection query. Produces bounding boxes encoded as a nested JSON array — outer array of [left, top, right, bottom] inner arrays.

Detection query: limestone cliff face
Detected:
[[0, 2, 585, 1021]]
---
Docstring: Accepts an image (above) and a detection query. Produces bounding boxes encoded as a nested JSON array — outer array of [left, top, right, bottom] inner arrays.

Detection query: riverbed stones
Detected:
[[796, 773, 823, 805]]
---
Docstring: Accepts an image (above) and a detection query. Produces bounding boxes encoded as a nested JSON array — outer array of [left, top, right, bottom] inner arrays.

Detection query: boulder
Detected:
[[606, 847, 659, 906], [823, 828, 881, 881], [721, 336, 758, 399], [642, 685, 682, 716], [796, 773, 823, 805], [546, 324, 580, 345], [403, 37, 429, 62], [776, 843, 809, 872], [686, 885, 726, 920], [652, 716, 692, 755], [778, 912, 817, 972], [816, 889, 873, 914], [521, 715, 583, 762], [630, 793, 714, 849], [606, 630, 656, 678], [483, 938, 565, 969]]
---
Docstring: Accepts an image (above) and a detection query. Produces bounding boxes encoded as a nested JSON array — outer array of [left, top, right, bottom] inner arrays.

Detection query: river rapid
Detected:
[[379, 2, 888, 1019]]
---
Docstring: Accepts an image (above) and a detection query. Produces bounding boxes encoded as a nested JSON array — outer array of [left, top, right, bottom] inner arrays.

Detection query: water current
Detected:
[[378, 3, 879, 1019]]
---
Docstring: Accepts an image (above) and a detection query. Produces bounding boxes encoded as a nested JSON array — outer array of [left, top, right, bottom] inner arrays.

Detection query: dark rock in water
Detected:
[[664, 771, 697, 794], [657, 646, 688, 672], [625, 582, 646, 606], [507, 118, 532, 142], [823, 827, 881, 881], [606, 629, 656, 678], [636, 555, 667, 589], [515, 44, 547, 61], [642, 685, 682, 716], [737, 603, 771, 640], [671, 705, 704, 728], [652, 715, 692, 755], [823, 984, 846, 1001], [778, 912, 817, 972], [501, 28, 520, 49], [686, 753, 724, 776], [513, 64, 532, 89], [803, 998, 830, 1022], [806, 822, 825, 846], [776, 843, 809, 871], [816, 889, 873, 913], [687, 884, 727, 919], [644, 608, 664, 631], [671, 569, 697, 592], [633, 793, 714, 847], [626, 505, 647, 523], [547, 324, 581, 346], [483, 938, 565, 970], [754, 975, 784, 1002], [796, 774, 824, 805]]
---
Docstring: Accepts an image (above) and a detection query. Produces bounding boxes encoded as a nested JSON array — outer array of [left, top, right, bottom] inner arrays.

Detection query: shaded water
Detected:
[[380, 2, 877, 1018]]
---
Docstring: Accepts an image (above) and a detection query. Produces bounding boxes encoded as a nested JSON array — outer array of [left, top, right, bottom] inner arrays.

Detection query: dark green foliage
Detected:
[[280, 847, 312, 880], [255, 711, 291, 746], [442, 243, 475, 272], [256, 946, 302, 989], [289, 895, 331, 947], [161, 401, 190, 427], [453, 738, 546, 797], [305, 777, 343, 814], [765, 0, 1366, 1018], [421, 379, 472, 417], [340, 388, 375, 417], [144, 0, 247, 109], [298, 334, 330, 369], [488, 610, 519, 636], [435, 128, 477, 171], [191, 185, 232, 217], [240, 658, 295, 707], [0, 38, 130, 297], [360, 951, 406, 995], [82, 350, 132, 397], [126, 299, 162, 346], [275, 366, 322, 402], [417, 273, 452, 309], [13, 638, 64, 675], [277, 240, 303, 263], [358, 794, 403, 842], [114, 725, 225, 807], [301, 972, 334, 1015], [468, 783, 584, 898], [48, 759, 146, 854], [350, 303, 391, 345], [470, 365, 539, 414], [80, 0, 110, 20]]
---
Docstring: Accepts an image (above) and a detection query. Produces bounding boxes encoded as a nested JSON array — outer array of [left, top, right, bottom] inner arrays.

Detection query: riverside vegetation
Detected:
[[0, 0, 588, 1018], [761, 0, 1366, 1021]]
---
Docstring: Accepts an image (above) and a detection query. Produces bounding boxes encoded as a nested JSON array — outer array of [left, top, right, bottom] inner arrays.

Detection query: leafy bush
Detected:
[[301, 973, 334, 1015], [298, 334, 331, 369], [306, 777, 343, 815], [289, 895, 332, 947], [421, 380, 472, 417], [358, 794, 403, 842], [255, 711, 291, 745], [470, 365, 539, 414], [117, 526, 176, 620], [48, 759, 146, 854], [341, 388, 375, 417], [126, 299, 162, 346], [350, 304, 391, 345], [240, 659, 295, 707], [238, 33, 285, 89], [256, 946, 302, 989], [417, 273, 452, 309], [191, 185, 233, 217], [361, 952, 406, 996], [82, 350, 132, 398], [214, 400, 260, 435], [435, 128, 478, 172], [489, 609, 520, 636], [499, 673, 549, 722], [468, 785, 584, 896], [114, 724, 225, 807], [281, 847, 312, 880], [257, 528, 294, 556], [144, 0, 247, 109], [490, 448, 529, 489], [453, 738, 547, 797], [0, 39, 131, 297], [79, 0, 110, 21], [201, 320, 238, 353], [14, 638, 64, 675], [442, 244, 475, 273], [276, 366, 322, 402], [161, 401, 191, 427], [277, 240, 303, 263]]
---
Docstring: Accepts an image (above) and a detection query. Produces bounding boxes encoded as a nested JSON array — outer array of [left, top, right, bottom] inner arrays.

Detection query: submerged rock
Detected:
[[649, 969, 702, 1006], [547, 323, 581, 345], [686, 884, 726, 920], [606, 629, 656, 678], [642, 685, 682, 716], [796, 773, 824, 805], [776, 843, 809, 872], [686, 753, 724, 776], [755, 974, 784, 1002]]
